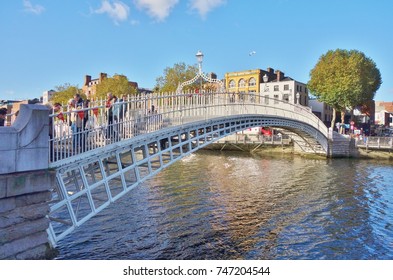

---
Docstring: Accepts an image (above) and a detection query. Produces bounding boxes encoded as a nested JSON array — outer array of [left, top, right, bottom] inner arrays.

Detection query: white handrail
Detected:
[[48, 91, 328, 164]]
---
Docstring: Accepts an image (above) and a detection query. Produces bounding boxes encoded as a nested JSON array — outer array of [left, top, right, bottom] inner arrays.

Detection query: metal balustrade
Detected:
[[355, 136, 393, 149], [49, 91, 328, 168]]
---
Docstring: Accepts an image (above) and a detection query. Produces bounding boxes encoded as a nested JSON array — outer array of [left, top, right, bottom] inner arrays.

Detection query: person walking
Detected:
[[106, 92, 117, 141], [0, 108, 7, 126]]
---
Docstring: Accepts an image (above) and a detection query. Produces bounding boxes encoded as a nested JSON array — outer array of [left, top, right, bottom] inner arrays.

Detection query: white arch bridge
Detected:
[[47, 91, 344, 246]]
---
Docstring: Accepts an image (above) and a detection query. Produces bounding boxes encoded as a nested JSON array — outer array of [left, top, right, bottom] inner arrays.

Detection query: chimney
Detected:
[[84, 75, 91, 86], [267, 67, 274, 74], [275, 70, 284, 82], [99, 72, 107, 81], [209, 72, 217, 79]]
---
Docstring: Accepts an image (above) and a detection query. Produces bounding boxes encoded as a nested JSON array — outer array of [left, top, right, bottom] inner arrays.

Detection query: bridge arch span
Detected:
[[48, 113, 328, 246]]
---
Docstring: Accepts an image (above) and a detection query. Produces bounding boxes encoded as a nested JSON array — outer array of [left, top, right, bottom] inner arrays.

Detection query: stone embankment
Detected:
[[0, 170, 55, 259], [0, 104, 56, 260]]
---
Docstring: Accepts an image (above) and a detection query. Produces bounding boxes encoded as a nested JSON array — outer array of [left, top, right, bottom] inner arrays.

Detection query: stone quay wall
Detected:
[[0, 104, 55, 259]]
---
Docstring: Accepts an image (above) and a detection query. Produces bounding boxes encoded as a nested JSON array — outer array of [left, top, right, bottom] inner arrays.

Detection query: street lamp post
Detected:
[[296, 92, 300, 105], [196, 50, 204, 75], [196, 51, 204, 93], [176, 51, 224, 93], [262, 74, 268, 95]]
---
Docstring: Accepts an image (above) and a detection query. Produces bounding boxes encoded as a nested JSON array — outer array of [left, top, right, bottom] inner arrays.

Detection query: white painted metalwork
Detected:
[[176, 51, 225, 93], [47, 91, 329, 246]]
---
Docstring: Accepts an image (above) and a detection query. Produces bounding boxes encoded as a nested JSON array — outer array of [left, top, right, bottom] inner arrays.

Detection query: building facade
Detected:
[[374, 101, 393, 126], [309, 99, 334, 126], [42, 90, 56, 104], [225, 68, 309, 106], [82, 73, 139, 99], [261, 68, 309, 106], [82, 72, 108, 99], [225, 69, 267, 94]]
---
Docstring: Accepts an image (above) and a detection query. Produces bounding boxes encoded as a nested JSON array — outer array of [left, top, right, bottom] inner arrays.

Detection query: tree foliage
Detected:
[[95, 74, 137, 99], [155, 62, 199, 93], [308, 49, 382, 126], [50, 84, 84, 106]]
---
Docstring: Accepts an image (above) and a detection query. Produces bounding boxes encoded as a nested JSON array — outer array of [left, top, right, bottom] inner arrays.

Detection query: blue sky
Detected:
[[1, 0, 392, 101]]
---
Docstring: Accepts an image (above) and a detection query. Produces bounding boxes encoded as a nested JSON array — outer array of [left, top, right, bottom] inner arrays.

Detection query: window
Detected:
[[274, 85, 279, 91], [283, 94, 289, 102], [249, 77, 256, 86], [239, 79, 246, 88], [274, 94, 279, 104], [229, 80, 236, 88], [284, 84, 289, 91]]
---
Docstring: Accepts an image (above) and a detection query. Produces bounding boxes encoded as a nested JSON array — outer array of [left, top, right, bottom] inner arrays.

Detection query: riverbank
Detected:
[[205, 135, 393, 161]]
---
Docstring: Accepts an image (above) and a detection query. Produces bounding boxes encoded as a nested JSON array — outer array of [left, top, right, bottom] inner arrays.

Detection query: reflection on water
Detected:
[[57, 151, 393, 259]]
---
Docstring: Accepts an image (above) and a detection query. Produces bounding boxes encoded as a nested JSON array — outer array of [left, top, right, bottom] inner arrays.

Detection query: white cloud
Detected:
[[189, 0, 226, 18], [94, 0, 130, 24], [23, 0, 45, 15], [134, 0, 179, 22]]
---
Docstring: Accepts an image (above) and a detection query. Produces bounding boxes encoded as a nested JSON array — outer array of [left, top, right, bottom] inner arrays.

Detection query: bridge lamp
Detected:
[[296, 92, 300, 104], [263, 74, 268, 83], [196, 50, 204, 74], [262, 74, 268, 94], [196, 50, 204, 92]]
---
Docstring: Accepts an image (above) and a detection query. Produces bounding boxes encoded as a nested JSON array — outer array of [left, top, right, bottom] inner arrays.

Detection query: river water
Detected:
[[56, 151, 393, 260]]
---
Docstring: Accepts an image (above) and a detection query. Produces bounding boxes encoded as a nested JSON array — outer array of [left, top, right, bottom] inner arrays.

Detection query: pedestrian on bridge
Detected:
[[0, 107, 7, 126], [68, 98, 84, 153], [106, 92, 118, 141]]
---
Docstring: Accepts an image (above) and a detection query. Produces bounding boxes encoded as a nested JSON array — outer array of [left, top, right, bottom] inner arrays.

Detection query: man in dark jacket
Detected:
[[0, 108, 7, 126]]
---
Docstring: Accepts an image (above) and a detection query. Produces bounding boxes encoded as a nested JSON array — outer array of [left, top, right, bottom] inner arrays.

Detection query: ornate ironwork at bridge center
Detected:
[[47, 91, 329, 246]]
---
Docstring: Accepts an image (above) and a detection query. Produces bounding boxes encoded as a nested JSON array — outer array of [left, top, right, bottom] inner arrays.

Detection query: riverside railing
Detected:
[[355, 136, 393, 149], [49, 91, 328, 166]]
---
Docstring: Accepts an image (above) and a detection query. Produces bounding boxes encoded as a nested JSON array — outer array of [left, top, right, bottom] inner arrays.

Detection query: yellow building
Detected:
[[225, 69, 264, 94], [225, 68, 282, 93]]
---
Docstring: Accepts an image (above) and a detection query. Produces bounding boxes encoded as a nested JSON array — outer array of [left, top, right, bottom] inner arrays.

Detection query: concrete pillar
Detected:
[[0, 104, 56, 259]]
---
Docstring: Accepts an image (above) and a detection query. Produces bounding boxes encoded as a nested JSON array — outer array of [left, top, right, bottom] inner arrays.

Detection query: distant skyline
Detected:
[[1, 0, 392, 101]]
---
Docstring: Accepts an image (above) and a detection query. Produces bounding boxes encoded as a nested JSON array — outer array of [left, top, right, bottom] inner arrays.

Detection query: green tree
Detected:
[[308, 49, 382, 128], [155, 62, 199, 93], [95, 74, 137, 99], [50, 84, 84, 106]]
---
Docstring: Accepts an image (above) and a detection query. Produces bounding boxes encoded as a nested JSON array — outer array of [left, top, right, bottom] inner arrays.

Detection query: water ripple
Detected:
[[56, 152, 393, 260]]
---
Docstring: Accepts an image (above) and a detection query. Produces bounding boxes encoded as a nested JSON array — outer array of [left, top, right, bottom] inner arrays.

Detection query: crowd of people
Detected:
[[49, 92, 132, 155], [3, 92, 162, 160]]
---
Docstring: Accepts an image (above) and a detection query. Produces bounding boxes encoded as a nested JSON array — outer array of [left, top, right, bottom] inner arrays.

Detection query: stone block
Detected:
[[0, 128, 17, 150], [16, 147, 49, 173], [0, 196, 16, 215], [6, 170, 54, 197], [0, 104, 50, 175], [0, 177, 6, 199], [0, 150, 16, 175], [0, 231, 48, 260], [0, 217, 49, 245], [0, 202, 49, 228], [15, 191, 51, 207], [15, 243, 50, 260]]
